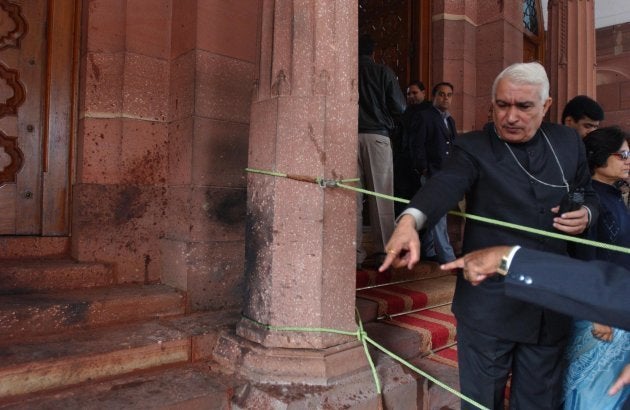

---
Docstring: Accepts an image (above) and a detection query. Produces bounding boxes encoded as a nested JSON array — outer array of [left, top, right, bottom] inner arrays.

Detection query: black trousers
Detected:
[[457, 322, 567, 410], [393, 155, 421, 217]]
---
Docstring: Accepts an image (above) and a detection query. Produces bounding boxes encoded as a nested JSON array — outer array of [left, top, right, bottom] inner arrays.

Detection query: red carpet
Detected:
[[356, 262, 445, 289], [356, 275, 455, 316], [426, 345, 458, 368], [386, 306, 457, 354]]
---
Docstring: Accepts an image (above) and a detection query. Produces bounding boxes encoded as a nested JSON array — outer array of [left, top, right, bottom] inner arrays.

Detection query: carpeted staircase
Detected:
[[356, 260, 461, 409], [355, 213, 464, 409]]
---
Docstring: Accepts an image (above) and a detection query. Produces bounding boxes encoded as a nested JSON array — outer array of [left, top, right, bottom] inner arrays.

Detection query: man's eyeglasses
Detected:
[[611, 150, 630, 160]]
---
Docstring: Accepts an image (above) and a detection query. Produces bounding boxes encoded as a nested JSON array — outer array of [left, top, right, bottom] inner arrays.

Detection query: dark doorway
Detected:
[[358, 0, 431, 91]]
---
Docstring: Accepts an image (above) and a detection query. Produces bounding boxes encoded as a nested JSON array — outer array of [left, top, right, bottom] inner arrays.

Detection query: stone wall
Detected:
[[597, 22, 630, 130], [73, 0, 259, 312]]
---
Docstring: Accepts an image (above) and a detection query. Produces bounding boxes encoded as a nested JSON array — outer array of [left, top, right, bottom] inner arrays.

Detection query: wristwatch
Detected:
[[496, 253, 510, 276]]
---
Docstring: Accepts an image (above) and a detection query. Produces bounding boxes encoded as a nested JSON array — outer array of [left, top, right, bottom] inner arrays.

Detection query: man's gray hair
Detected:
[[492, 62, 550, 103]]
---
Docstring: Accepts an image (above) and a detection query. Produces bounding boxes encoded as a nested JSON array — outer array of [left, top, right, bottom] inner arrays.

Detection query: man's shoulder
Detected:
[[458, 128, 491, 144], [418, 101, 433, 110], [541, 122, 580, 140], [419, 107, 440, 120]]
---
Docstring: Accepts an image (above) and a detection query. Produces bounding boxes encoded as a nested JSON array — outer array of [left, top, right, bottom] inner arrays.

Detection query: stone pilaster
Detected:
[[213, 0, 368, 384], [471, 0, 524, 129], [546, 0, 597, 122]]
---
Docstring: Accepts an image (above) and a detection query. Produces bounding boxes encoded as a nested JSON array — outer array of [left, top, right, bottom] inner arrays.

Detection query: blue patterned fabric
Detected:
[[564, 321, 630, 409], [563, 180, 630, 409]]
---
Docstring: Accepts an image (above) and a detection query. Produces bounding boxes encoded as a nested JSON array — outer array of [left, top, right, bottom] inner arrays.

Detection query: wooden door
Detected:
[[523, 0, 545, 63], [0, 0, 78, 236], [359, 0, 431, 91]]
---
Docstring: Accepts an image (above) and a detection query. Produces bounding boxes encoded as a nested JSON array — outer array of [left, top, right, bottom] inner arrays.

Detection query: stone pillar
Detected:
[[546, 0, 597, 122], [473, 0, 524, 129], [430, 1, 483, 132], [213, 0, 368, 384]]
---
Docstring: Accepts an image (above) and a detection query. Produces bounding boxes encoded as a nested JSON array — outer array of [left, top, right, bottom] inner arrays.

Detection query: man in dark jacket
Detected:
[[413, 82, 458, 263], [380, 62, 599, 409], [356, 34, 406, 266], [393, 80, 432, 217], [443, 246, 630, 407]]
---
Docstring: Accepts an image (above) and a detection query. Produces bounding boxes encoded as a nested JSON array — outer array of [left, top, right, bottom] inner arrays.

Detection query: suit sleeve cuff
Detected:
[[583, 205, 592, 227], [396, 208, 427, 231], [504, 245, 522, 271]]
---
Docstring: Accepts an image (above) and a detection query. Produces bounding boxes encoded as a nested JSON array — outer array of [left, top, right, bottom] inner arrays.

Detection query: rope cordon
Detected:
[[244, 167, 629, 408]]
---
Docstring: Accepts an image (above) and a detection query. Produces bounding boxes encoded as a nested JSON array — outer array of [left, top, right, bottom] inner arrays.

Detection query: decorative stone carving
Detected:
[[0, 62, 25, 117], [0, 0, 27, 50], [271, 69, 289, 96], [0, 130, 23, 186]]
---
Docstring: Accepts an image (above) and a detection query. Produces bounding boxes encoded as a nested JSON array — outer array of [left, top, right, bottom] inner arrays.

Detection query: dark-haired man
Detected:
[[412, 82, 458, 263], [356, 34, 406, 267], [393, 80, 433, 216], [562, 95, 604, 138]]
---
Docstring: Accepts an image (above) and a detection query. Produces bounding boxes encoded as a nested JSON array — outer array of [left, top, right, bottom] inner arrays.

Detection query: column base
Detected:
[[213, 329, 422, 408], [213, 329, 369, 385]]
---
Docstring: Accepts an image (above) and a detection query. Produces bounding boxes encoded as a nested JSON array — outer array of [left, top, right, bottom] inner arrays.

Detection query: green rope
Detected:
[[246, 167, 630, 255], [364, 335, 489, 410], [241, 166, 629, 407], [241, 313, 489, 409], [448, 210, 630, 254], [336, 181, 410, 203], [241, 313, 382, 395]]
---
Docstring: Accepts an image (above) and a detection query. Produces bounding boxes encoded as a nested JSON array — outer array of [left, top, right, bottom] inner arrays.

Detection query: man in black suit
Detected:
[[413, 82, 458, 263], [440, 246, 630, 330], [393, 80, 432, 217], [380, 62, 599, 409], [441, 245, 630, 405]]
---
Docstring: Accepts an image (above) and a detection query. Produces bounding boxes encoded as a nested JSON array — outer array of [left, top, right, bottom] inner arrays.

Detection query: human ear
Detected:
[[542, 97, 552, 115]]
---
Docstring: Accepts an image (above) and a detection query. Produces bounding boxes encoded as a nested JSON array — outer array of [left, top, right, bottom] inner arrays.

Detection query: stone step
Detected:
[[0, 259, 113, 293], [362, 305, 456, 361], [0, 363, 244, 410], [0, 310, 240, 405], [410, 354, 461, 410], [0, 284, 185, 340], [0, 237, 69, 259]]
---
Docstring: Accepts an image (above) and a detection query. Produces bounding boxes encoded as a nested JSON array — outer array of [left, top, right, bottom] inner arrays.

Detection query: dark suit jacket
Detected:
[[507, 248, 630, 331], [412, 107, 457, 177], [408, 122, 599, 343]]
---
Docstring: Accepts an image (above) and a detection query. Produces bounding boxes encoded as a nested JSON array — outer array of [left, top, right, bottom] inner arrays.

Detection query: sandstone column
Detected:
[[472, 1, 524, 129], [546, 0, 597, 122], [214, 0, 367, 384]]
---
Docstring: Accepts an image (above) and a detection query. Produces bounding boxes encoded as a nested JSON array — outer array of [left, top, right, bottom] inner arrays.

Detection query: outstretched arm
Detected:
[[442, 246, 630, 330], [379, 214, 421, 271], [440, 246, 513, 285]]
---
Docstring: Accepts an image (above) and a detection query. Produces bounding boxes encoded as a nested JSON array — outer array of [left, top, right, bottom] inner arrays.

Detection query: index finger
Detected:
[[379, 251, 397, 272], [441, 257, 465, 271]]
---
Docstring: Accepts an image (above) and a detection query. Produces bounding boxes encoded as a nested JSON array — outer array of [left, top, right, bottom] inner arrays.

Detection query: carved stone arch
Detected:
[[596, 66, 630, 86], [0, 0, 28, 50]]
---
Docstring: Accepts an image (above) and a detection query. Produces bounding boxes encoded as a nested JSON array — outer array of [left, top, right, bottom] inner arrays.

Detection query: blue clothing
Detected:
[[564, 180, 630, 409], [591, 180, 630, 265]]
